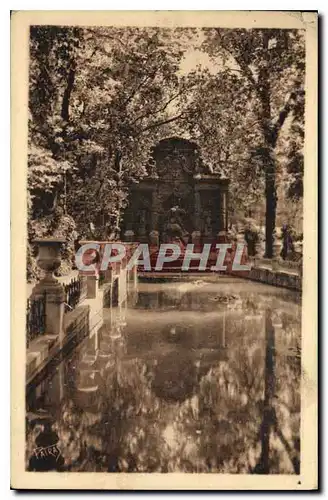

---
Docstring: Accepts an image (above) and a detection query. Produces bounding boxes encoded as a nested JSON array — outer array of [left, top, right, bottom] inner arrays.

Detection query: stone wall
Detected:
[[26, 305, 90, 390], [64, 305, 90, 339], [230, 266, 302, 292], [26, 239, 135, 391]]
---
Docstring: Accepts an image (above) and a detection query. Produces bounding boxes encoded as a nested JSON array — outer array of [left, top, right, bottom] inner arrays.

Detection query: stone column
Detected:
[[194, 189, 201, 230], [219, 190, 227, 232], [151, 189, 159, 231], [150, 189, 159, 246], [31, 239, 66, 342], [86, 274, 99, 299], [225, 190, 229, 231], [123, 201, 135, 242]]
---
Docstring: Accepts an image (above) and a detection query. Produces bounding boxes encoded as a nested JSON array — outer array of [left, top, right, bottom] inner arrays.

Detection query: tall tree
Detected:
[[181, 67, 265, 218], [29, 27, 196, 237], [65, 26, 189, 233], [202, 28, 305, 257], [28, 26, 82, 216], [28, 26, 192, 235]]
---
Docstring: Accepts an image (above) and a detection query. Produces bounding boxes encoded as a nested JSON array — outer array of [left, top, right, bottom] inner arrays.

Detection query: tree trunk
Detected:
[[61, 66, 76, 122], [259, 32, 277, 259], [264, 147, 277, 258], [258, 308, 276, 473], [259, 99, 277, 256]]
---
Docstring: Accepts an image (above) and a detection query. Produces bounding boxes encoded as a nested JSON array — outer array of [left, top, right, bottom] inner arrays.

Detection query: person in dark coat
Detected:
[[244, 223, 259, 257], [280, 224, 294, 260]]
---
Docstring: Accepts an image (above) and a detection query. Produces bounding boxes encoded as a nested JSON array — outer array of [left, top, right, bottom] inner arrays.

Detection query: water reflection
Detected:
[[26, 278, 301, 473]]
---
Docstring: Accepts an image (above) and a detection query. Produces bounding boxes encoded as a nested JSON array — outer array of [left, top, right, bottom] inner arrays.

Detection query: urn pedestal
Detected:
[[149, 230, 159, 248], [31, 238, 66, 341], [273, 237, 281, 260], [124, 229, 135, 242], [191, 231, 201, 246]]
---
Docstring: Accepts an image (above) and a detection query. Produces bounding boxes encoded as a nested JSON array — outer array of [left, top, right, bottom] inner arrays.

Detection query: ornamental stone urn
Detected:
[[149, 230, 159, 247], [31, 238, 66, 340], [124, 229, 135, 242], [34, 238, 65, 282]]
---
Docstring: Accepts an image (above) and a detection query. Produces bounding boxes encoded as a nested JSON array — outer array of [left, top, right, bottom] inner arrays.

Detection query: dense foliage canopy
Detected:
[[28, 26, 305, 277]]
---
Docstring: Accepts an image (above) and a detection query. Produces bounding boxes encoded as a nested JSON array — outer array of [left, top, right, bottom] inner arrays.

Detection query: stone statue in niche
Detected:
[[148, 157, 158, 179], [194, 150, 203, 178], [162, 205, 189, 245], [203, 211, 213, 237], [136, 193, 151, 238], [138, 209, 147, 236]]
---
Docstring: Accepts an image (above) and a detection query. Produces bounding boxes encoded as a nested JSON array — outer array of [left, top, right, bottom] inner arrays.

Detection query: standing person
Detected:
[[108, 225, 120, 241], [244, 222, 259, 257], [280, 224, 294, 260], [88, 221, 96, 239]]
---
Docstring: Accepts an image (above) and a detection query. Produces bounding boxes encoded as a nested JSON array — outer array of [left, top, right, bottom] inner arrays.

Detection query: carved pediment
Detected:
[[148, 137, 209, 179]]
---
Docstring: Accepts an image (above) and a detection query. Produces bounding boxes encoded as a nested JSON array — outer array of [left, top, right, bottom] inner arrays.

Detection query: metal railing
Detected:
[[65, 277, 84, 312], [98, 272, 105, 288], [26, 292, 46, 348]]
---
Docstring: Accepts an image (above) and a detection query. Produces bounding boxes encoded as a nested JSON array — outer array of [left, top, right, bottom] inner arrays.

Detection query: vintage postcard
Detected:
[[11, 10, 318, 490]]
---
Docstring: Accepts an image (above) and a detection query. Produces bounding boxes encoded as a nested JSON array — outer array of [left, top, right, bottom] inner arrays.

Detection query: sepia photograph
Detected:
[[11, 10, 317, 490]]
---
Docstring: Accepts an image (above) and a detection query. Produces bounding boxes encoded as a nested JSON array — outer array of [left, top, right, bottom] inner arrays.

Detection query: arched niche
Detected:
[[123, 137, 229, 244]]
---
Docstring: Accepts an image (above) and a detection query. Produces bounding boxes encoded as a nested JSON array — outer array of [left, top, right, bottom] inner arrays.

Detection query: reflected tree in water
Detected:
[[26, 286, 301, 473]]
